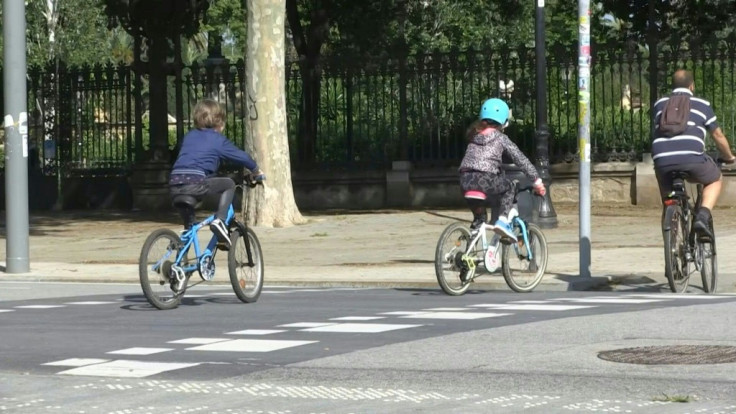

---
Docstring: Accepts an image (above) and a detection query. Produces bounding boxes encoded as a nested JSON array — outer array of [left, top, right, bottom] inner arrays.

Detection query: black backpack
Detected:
[[657, 94, 691, 137]]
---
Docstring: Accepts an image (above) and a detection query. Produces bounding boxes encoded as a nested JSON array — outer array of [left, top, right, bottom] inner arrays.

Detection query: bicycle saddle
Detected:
[[668, 171, 691, 180], [172, 194, 198, 209]]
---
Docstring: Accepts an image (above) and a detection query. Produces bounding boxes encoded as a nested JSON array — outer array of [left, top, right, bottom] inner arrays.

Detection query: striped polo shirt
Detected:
[[651, 88, 719, 167]]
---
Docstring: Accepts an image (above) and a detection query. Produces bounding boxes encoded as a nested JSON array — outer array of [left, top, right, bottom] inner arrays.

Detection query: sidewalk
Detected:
[[3, 203, 736, 293]]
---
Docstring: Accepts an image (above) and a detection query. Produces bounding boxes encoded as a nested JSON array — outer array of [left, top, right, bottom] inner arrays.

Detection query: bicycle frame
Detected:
[[462, 223, 494, 271], [461, 214, 534, 272], [510, 216, 533, 260], [663, 179, 701, 253], [173, 205, 236, 272]]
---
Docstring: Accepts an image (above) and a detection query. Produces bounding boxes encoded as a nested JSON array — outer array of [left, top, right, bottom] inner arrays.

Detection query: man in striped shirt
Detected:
[[652, 70, 736, 238]]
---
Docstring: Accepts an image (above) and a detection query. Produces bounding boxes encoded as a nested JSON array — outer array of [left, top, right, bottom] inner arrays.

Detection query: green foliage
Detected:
[[599, 0, 736, 47], [104, 0, 210, 39], [201, 0, 247, 61], [25, 0, 114, 67]]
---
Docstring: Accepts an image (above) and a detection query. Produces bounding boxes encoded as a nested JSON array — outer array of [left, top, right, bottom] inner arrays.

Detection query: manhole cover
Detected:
[[598, 345, 736, 365]]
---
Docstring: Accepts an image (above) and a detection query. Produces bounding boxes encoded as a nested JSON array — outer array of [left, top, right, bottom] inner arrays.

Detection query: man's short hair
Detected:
[[672, 70, 694, 89], [193, 99, 226, 130]]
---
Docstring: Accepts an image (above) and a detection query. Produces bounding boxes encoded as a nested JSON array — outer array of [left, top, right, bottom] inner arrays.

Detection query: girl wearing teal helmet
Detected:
[[458, 98, 546, 241]]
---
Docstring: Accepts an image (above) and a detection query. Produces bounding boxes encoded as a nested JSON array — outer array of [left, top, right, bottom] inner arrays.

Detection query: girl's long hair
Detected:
[[465, 119, 502, 141]]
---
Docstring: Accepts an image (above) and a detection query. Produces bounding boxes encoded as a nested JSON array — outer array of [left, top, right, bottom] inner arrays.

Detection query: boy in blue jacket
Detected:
[[169, 99, 264, 247]]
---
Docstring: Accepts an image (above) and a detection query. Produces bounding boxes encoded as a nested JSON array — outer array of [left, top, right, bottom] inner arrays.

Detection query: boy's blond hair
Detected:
[[192, 99, 225, 130]]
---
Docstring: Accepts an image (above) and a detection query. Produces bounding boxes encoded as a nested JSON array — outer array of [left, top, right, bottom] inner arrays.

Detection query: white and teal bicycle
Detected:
[[434, 182, 549, 295]]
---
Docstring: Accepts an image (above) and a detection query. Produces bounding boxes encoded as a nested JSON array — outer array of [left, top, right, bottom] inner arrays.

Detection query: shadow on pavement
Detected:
[[121, 294, 252, 311]]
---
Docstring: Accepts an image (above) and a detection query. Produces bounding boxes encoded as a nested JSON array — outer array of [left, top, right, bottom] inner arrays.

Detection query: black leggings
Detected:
[[206, 177, 236, 220]]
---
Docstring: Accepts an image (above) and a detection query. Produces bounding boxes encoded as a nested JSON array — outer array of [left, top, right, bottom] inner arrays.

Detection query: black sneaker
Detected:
[[693, 209, 714, 241], [210, 218, 231, 247]]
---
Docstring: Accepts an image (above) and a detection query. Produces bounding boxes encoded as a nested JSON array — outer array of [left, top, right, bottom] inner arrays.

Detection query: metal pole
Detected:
[[534, 0, 558, 229], [3, 0, 30, 273], [578, 0, 591, 278]]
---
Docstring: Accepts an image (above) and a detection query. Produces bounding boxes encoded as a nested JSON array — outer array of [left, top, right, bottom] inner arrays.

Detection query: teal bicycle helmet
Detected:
[[479, 98, 510, 125]]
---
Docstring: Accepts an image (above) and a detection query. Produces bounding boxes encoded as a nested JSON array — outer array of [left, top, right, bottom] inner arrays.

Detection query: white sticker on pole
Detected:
[[3, 114, 12, 129], [19, 112, 28, 158], [538, 0, 544, 6]]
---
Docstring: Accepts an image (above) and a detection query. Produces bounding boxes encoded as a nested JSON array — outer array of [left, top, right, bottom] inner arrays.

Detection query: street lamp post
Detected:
[[534, 0, 558, 228]]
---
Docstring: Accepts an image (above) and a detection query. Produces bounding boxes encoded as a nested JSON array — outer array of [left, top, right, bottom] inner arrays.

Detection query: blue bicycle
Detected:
[[139, 178, 264, 310]]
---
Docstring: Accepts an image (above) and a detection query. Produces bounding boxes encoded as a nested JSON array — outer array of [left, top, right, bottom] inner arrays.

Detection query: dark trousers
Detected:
[[170, 176, 235, 222], [205, 177, 236, 220]]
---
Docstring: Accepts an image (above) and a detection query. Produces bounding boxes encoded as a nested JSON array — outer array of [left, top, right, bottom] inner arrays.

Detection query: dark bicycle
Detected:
[[661, 172, 716, 293]]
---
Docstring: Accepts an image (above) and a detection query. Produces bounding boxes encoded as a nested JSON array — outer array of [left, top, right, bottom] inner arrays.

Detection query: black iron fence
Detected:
[[3, 40, 736, 176], [287, 41, 736, 168]]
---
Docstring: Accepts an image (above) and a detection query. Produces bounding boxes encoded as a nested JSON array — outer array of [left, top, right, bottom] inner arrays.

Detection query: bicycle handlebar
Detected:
[[716, 157, 736, 170], [511, 180, 542, 197], [242, 173, 265, 189]]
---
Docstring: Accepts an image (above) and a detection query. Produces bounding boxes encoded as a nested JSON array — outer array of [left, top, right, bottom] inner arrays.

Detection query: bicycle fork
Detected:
[[512, 218, 533, 260]]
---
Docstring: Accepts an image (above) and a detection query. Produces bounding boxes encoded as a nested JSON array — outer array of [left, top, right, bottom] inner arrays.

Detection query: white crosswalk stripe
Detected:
[[14, 305, 65, 309], [398, 311, 511, 320], [470, 304, 594, 311], [167, 338, 229, 345], [185, 339, 317, 352], [553, 298, 665, 304], [107, 347, 173, 355], [226, 329, 286, 335], [57, 360, 200, 378], [299, 323, 422, 333]]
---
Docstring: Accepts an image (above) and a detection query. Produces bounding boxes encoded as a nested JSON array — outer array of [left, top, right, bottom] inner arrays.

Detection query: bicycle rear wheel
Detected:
[[663, 205, 690, 293], [501, 222, 548, 293], [435, 222, 476, 296], [698, 240, 717, 294], [229, 226, 264, 303], [139, 229, 184, 310]]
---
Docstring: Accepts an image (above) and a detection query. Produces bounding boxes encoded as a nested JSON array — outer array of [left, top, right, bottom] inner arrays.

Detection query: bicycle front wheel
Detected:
[[663, 205, 690, 293], [229, 226, 264, 303], [698, 240, 717, 294], [502, 222, 548, 292], [139, 229, 183, 310], [434, 222, 476, 296]]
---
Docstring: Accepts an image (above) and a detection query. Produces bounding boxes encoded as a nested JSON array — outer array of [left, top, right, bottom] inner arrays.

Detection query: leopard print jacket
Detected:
[[458, 128, 539, 181]]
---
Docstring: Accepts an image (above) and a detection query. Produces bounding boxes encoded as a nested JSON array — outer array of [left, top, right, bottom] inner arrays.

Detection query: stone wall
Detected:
[[292, 161, 641, 211], [5, 158, 736, 211]]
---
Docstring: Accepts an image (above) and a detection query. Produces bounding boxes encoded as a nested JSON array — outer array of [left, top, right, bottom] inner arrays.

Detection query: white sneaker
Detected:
[[493, 218, 517, 242], [209, 218, 231, 247]]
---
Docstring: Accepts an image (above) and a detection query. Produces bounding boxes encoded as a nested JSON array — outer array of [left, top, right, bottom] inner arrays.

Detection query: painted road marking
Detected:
[[107, 348, 173, 355], [57, 360, 199, 378], [329, 316, 386, 321], [399, 312, 512, 320], [186, 339, 317, 352], [554, 298, 665, 304], [167, 338, 230, 345], [43, 358, 110, 367], [14, 305, 65, 309], [226, 329, 286, 335], [471, 304, 594, 311], [278, 322, 336, 328], [300, 323, 422, 333]]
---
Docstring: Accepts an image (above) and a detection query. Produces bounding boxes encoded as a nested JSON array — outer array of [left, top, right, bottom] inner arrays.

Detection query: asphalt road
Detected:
[[2, 282, 736, 413]]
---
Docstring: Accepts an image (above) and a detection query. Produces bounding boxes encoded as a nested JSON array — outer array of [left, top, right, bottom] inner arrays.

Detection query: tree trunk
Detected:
[[244, 0, 305, 227]]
